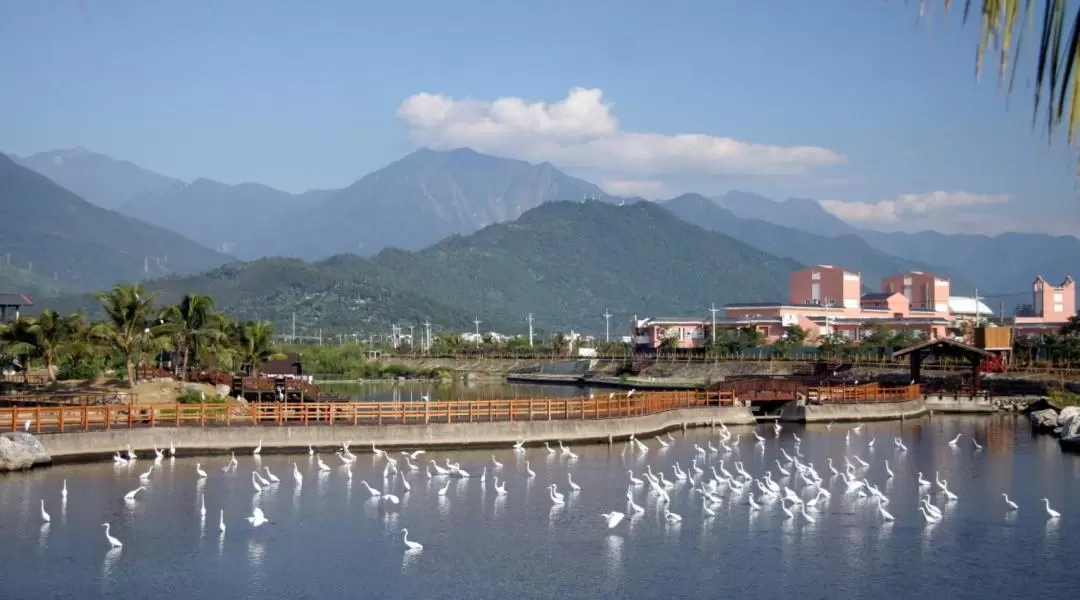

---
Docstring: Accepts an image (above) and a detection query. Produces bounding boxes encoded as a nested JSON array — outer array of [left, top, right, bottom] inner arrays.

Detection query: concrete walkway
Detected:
[[40, 406, 759, 463]]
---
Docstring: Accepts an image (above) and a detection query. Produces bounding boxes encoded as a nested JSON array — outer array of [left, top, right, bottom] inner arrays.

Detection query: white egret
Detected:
[[525, 461, 536, 478], [948, 433, 962, 447], [400, 472, 411, 492], [292, 462, 303, 485], [196, 463, 207, 478], [246, 507, 271, 527], [401, 528, 423, 551], [251, 473, 263, 493], [491, 455, 503, 468], [101, 523, 123, 548], [124, 486, 146, 502], [884, 460, 894, 479], [218, 509, 226, 533], [1043, 498, 1061, 519], [264, 467, 280, 484], [40, 499, 50, 523], [437, 479, 451, 496], [876, 497, 895, 522], [600, 511, 626, 528], [568, 472, 581, 492], [360, 481, 382, 498], [1002, 493, 1019, 510]]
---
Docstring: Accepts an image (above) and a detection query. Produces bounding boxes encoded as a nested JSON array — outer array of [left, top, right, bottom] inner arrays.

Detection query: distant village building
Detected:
[[631, 266, 1075, 351]]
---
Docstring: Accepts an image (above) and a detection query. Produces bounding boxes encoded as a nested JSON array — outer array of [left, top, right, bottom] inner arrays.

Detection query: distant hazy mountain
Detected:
[[369, 200, 802, 330], [274, 148, 617, 258], [121, 178, 327, 259], [714, 190, 858, 238], [662, 193, 974, 294], [858, 230, 1080, 302], [0, 153, 232, 290], [15, 147, 180, 210]]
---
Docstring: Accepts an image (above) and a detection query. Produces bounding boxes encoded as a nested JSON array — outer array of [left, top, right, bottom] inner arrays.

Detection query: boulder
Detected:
[[1029, 409, 1060, 432], [1058, 406, 1080, 439], [182, 382, 204, 394], [0, 432, 52, 471], [215, 384, 231, 398]]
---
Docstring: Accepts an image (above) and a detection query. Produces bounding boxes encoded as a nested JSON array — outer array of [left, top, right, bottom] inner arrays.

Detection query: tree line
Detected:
[[0, 284, 280, 388]]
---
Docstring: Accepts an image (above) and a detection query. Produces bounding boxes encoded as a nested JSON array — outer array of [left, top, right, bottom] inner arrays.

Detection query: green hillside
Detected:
[[370, 200, 803, 330]]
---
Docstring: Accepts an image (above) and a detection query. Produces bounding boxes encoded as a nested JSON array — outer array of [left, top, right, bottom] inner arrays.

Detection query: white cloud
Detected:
[[820, 191, 1011, 223], [397, 88, 844, 178], [600, 179, 667, 198]]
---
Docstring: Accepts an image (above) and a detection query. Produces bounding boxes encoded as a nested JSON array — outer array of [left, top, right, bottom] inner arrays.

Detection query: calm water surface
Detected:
[[1, 415, 1076, 599]]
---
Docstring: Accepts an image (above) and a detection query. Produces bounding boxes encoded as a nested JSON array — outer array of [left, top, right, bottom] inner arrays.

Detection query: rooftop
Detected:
[[0, 293, 32, 306]]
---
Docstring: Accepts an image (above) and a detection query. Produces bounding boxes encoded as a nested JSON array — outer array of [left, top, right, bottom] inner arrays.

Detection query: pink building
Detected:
[[1010, 275, 1076, 335], [881, 271, 950, 314], [789, 265, 861, 311], [631, 265, 993, 350]]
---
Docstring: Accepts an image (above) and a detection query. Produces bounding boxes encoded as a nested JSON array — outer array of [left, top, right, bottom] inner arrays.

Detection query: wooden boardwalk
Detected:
[[2, 384, 922, 434]]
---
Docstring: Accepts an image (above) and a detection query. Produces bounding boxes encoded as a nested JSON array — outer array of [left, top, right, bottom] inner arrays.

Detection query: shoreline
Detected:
[[504, 373, 701, 391]]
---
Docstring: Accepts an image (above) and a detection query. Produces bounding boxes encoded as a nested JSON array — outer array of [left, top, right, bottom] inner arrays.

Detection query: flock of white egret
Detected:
[[33, 419, 1065, 556]]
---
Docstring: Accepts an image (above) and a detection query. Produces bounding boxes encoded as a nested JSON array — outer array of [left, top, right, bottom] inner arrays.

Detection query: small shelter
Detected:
[[892, 337, 993, 389], [0, 293, 32, 322]]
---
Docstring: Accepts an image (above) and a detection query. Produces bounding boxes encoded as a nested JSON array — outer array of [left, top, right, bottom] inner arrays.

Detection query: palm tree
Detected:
[[26, 309, 77, 382], [160, 294, 220, 380], [92, 284, 162, 389], [237, 321, 282, 377], [0, 317, 37, 383], [929, 1, 1080, 149]]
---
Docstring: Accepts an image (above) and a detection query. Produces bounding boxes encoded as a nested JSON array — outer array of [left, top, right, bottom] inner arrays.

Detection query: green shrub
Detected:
[[176, 390, 227, 404]]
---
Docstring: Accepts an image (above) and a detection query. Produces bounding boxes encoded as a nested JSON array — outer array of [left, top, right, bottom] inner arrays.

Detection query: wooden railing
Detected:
[[807, 383, 920, 404], [3, 390, 737, 434], [0, 391, 136, 407]]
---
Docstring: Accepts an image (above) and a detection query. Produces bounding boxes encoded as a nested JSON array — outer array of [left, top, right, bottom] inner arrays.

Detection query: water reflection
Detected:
[[101, 547, 121, 579], [402, 548, 423, 572]]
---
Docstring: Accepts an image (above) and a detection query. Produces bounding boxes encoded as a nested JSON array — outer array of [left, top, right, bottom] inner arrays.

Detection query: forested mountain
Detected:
[[0, 153, 233, 290]]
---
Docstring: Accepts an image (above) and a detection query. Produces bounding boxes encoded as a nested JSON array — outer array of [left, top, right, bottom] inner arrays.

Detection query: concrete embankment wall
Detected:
[[924, 395, 996, 414], [779, 399, 927, 423], [38, 406, 757, 463]]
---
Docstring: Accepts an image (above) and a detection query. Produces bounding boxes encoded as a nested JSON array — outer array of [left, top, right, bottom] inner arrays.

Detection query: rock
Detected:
[[182, 382, 204, 393], [1058, 406, 1080, 439], [1060, 435, 1080, 453], [215, 384, 231, 397], [0, 432, 52, 471], [1029, 409, 1060, 432]]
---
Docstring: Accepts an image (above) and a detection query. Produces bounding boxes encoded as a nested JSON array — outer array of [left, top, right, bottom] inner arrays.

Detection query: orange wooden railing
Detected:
[[2, 390, 737, 434], [807, 383, 920, 404]]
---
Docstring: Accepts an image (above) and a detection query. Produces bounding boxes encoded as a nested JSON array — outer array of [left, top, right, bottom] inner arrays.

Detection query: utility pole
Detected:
[[708, 304, 720, 343], [603, 309, 613, 343], [527, 313, 534, 347], [424, 321, 432, 353], [474, 318, 482, 348], [291, 312, 296, 343], [409, 325, 415, 349]]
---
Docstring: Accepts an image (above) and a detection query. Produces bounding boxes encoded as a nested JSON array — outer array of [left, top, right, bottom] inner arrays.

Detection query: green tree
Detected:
[[237, 321, 283, 376], [550, 332, 569, 355], [160, 293, 220, 379], [0, 317, 37, 383], [91, 283, 163, 389], [818, 332, 851, 359], [26, 309, 79, 382], [772, 325, 809, 357]]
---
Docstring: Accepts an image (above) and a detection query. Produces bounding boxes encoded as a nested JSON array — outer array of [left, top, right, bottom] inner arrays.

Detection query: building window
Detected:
[[1054, 303, 1064, 313]]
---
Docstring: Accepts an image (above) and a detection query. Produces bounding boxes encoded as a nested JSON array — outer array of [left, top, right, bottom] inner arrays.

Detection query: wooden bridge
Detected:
[[711, 378, 920, 404]]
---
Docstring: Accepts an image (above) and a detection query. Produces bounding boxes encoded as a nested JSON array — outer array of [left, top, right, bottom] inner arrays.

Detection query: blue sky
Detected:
[[1, 0, 1077, 235]]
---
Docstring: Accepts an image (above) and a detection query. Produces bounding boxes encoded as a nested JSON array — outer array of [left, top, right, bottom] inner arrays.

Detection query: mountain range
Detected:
[[51, 200, 801, 333], [5, 145, 1078, 331], [0, 153, 233, 290]]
